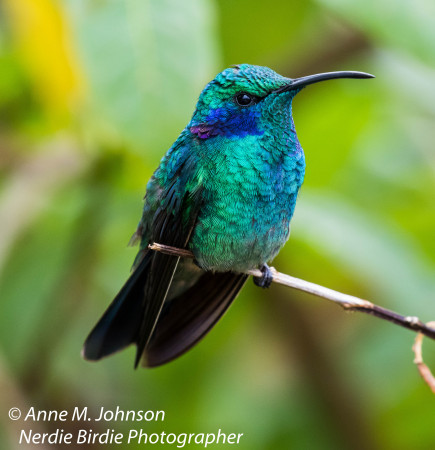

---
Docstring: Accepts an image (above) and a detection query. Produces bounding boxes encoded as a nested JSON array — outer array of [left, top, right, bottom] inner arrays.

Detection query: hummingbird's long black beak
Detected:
[[275, 71, 374, 93]]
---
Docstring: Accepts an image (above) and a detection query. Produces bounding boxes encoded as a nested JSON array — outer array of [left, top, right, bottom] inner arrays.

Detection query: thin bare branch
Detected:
[[149, 242, 435, 341]]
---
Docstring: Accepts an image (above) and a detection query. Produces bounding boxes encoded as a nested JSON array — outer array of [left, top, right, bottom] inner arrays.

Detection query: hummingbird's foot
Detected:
[[253, 264, 274, 289]]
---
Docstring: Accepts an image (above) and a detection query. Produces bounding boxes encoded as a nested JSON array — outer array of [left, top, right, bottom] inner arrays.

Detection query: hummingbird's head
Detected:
[[189, 64, 373, 140]]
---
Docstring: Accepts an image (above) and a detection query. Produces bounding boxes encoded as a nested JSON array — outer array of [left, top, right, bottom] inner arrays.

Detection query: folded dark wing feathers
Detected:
[[134, 177, 203, 367]]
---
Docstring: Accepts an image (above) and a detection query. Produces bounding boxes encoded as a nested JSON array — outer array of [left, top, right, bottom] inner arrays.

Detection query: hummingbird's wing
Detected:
[[83, 137, 204, 366], [143, 270, 248, 367], [133, 177, 203, 367]]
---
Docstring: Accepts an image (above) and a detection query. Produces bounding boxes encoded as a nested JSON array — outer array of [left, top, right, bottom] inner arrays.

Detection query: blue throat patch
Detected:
[[190, 107, 264, 139]]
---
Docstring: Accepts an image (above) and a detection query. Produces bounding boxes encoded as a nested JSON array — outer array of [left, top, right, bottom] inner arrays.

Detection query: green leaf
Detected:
[[64, 0, 220, 153]]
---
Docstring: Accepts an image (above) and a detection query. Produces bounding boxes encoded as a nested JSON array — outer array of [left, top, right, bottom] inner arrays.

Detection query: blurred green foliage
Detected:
[[0, 0, 434, 449]]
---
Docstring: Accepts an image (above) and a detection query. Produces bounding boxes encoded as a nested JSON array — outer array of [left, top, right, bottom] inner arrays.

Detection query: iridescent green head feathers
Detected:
[[189, 64, 373, 140]]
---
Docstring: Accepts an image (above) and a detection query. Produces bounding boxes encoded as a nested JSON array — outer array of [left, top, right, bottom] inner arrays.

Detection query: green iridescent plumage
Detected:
[[138, 66, 304, 272], [83, 64, 373, 367]]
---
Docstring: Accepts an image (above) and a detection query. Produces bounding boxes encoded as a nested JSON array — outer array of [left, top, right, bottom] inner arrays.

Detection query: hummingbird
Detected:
[[83, 64, 373, 368]]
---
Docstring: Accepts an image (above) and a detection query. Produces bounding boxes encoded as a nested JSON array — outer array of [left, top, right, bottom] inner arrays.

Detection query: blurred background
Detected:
[[0, 0, 435, 448]]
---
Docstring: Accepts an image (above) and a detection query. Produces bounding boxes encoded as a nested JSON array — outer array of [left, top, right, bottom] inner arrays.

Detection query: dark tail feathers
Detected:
[[82, 253, 247, 367]]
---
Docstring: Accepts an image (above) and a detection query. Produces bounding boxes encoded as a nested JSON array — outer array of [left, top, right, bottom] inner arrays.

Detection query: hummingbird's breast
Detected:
[[190, 136, 305, 272]]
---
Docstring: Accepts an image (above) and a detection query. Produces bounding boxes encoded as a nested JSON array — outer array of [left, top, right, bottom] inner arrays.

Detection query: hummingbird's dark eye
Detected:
[[235, 93, 255, 107]]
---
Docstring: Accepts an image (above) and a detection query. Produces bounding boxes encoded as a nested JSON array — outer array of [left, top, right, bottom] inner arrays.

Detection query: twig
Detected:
[[149, 242, 435, 341], [413, 322, 435, 394]]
